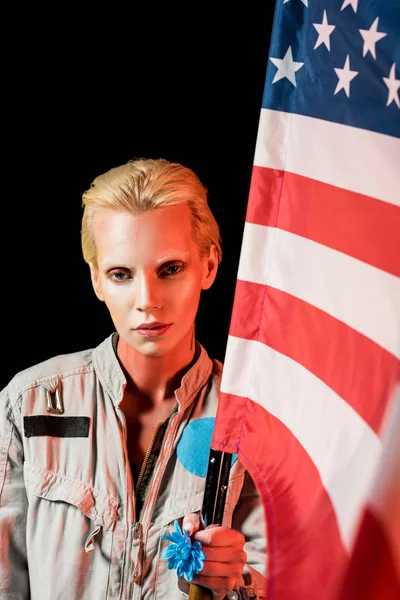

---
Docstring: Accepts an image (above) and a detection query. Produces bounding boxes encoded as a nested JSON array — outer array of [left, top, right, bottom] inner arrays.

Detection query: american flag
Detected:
[[212, 1, 400, 598]]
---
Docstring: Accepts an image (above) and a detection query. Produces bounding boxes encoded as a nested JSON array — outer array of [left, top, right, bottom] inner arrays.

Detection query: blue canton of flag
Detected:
[[265, 0, 400, 137]]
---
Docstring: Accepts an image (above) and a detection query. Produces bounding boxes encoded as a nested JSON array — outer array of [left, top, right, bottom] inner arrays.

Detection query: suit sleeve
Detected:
[[0, 388, 29, 599]]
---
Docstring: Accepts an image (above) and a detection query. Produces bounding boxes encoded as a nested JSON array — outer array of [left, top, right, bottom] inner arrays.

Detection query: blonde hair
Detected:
[[81, 158, 222, 268]]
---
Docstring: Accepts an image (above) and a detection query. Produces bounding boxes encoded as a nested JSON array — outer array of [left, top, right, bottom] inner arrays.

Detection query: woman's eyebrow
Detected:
[[100, 260, 132, 269], [156, 251, 191, 265]]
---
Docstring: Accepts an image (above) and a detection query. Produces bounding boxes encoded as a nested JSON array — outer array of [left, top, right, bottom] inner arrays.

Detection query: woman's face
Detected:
[[90, 204, 218, 360]]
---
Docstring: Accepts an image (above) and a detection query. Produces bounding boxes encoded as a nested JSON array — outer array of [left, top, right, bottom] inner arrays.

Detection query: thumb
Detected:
[[182, 512, 202, 537]]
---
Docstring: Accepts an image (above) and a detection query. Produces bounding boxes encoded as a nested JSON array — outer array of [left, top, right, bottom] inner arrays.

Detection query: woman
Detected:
[[0, 158, 266, 599]]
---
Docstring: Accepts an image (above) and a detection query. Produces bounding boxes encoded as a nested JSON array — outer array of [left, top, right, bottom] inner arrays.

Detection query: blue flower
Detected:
[[161, 520, 206, 582]]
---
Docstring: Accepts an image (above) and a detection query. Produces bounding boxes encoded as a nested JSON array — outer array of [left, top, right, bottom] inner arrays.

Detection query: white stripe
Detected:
[[237, 223, 400, 358], [253, 108, 400, 207], [221, 336, 382, 550]]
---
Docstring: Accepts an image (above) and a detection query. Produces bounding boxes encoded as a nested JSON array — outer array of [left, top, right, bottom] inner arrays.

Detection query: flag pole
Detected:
[[188, 448, 233, 600]]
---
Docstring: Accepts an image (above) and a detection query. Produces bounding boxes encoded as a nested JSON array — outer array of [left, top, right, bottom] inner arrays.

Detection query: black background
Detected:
[[3, 6, 276, 389]]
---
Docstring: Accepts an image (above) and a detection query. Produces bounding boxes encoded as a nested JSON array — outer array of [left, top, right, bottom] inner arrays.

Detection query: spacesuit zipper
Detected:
[[129, 422, 163, 599]]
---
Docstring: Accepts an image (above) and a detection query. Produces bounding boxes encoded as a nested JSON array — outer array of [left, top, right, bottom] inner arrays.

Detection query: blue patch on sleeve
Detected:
[[177, 417, 238, 477]]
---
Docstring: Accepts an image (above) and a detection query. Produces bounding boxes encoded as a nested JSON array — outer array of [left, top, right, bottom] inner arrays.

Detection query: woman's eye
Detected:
[[109, 270, 131, 282], [161, 264, 184, 277]]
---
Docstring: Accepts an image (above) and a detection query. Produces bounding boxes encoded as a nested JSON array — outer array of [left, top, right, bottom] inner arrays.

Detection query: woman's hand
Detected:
[[182, 513, 247, 600]]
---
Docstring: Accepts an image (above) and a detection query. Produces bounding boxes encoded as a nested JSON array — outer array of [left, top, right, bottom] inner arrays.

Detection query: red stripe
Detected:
[[246, 166, 400, 278], [229, 280, 400, 434], [335, 507, 400, 599], [213, 394, 348, 600]]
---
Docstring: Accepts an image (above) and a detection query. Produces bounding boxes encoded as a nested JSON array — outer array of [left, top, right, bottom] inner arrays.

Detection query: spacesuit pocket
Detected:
[[23, 461, 118, 598]]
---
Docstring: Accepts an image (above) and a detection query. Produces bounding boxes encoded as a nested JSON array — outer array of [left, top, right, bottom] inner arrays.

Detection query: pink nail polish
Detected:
[[183, 523, 194, 535]]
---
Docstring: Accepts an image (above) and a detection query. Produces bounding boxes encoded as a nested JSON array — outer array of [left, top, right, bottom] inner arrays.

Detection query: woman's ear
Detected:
[[89, 265, 105, 301], [201, 244, 219, 291]]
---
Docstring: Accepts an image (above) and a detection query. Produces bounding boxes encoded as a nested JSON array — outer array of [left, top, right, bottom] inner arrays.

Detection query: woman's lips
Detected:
[[134, 323, 172, 337]]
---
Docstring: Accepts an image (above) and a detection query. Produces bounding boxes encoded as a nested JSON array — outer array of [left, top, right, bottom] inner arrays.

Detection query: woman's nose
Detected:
[[135, 275, 161, 312]]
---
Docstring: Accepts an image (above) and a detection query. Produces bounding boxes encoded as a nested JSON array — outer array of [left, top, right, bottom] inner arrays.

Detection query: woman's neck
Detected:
[[117, 336, 197, 404]]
